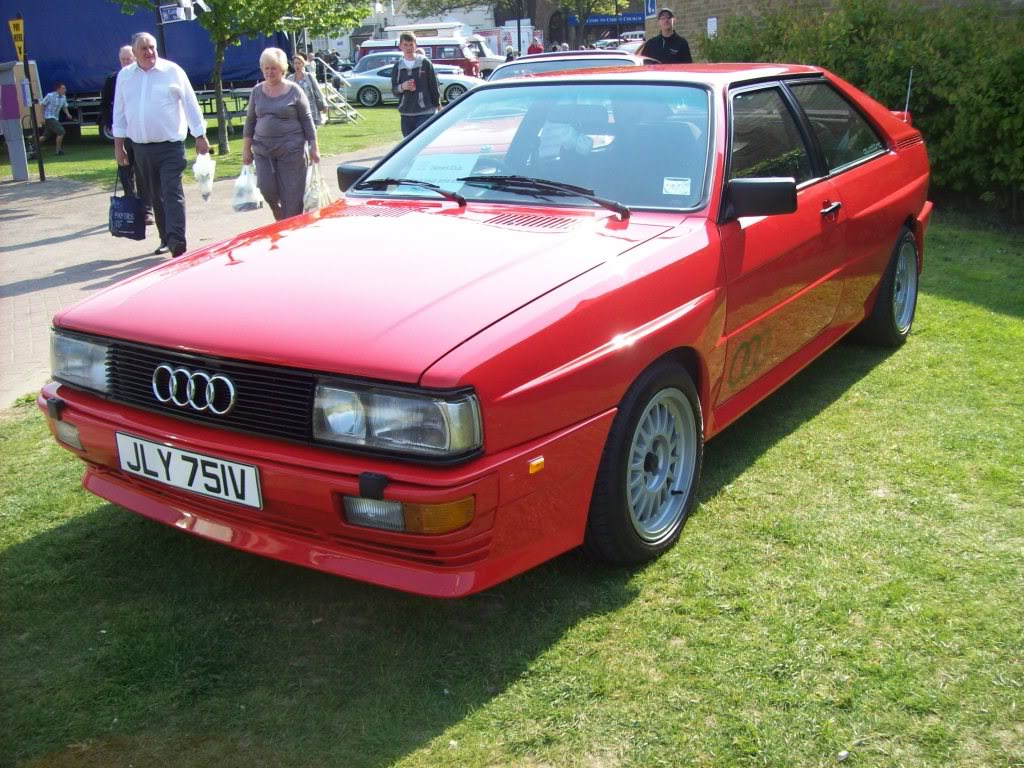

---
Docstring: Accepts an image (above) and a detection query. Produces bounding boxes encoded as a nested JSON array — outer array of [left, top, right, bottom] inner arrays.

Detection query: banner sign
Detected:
[[568, 12, 644, 27], [159, 4, 186, 24], [8, 17, 25, 59]]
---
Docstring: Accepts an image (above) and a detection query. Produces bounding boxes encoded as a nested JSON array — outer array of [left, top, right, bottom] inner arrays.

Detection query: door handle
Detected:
[[820, 201, 843, 217]]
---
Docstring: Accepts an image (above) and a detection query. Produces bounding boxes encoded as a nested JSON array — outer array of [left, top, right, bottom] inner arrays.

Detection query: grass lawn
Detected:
[[0, 110, 403, 188], [1, 215, 1022, 767]]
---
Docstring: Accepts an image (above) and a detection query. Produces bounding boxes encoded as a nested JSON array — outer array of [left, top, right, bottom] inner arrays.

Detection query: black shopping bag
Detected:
[[109, 173, 146, 240]]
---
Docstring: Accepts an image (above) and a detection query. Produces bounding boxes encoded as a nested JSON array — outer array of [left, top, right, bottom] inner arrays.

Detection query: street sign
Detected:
[[159, 4, 186, 24], [8, 17, 25, 60], [645, 0, 657, 19]]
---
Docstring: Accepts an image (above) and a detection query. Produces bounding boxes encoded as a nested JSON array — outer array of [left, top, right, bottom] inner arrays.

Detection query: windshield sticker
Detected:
[[407, 154, 478, 186], [663, 177, 691, 196]]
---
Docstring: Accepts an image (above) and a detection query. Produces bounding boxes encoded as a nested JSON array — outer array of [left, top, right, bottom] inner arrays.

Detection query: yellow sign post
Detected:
[[8, 15, 44, 181], [8, 18, 24, 61]]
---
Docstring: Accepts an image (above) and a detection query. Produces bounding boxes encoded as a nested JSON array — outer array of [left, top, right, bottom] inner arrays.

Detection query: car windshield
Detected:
[[489, 57, 638, 81], [358, 83, 711, 210]]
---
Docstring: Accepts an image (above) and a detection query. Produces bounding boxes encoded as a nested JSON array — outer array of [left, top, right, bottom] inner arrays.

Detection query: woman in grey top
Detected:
[[288, 53, 325, 126], [242, 47, 320, 221]]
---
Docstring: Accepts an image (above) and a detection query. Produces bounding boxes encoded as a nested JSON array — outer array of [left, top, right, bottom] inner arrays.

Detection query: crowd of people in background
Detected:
[[21, 13, 693, 238]]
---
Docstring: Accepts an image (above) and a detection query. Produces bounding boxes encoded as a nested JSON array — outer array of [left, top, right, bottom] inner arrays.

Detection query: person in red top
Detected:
[[527, 38, 544, 55]]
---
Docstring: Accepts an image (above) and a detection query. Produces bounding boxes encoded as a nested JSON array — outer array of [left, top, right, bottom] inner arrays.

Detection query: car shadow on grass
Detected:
[[0, 341, 898, 767], [697, 340, 897, 509]]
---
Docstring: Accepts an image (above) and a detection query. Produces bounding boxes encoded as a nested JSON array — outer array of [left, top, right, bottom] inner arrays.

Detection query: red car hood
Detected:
[[57, 204, 672, 383]]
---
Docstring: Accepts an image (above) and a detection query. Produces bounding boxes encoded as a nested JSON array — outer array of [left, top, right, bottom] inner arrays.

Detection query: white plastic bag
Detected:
[[303, 162, 333, 213], [192, 152, 216, 201], [232, 165, 264, 212]]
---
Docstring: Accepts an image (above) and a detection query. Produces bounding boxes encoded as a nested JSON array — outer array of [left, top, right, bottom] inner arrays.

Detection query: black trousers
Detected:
[[400, 113, 432, 137], [132, 140, 187, 249], [117, 139, 152, 214]]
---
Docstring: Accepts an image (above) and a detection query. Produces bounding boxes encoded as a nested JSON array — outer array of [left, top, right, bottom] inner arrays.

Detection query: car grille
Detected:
[[106, 341, 316, 442]]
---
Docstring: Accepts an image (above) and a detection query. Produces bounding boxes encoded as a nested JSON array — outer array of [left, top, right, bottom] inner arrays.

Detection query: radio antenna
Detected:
[[903, 66, 915, 119]]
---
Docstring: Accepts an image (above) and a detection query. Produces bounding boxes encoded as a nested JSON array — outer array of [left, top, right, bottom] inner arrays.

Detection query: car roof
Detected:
[[362, 37, 468, 46], [489, 53, 654, 78], [483, 62, 825, 89], [522, 49, 637, 59]]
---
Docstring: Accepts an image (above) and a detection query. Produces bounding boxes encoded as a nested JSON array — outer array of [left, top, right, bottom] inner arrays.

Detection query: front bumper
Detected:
[[39, 382, 614, 597]]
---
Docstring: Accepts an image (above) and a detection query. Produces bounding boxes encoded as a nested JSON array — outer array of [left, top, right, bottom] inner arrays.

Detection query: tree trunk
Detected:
[[213, 41, 229, 155]]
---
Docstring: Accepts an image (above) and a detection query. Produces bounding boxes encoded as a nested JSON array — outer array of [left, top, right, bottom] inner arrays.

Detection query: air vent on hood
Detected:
[[335, 205, 417, 218], [483, 213, 580, 231]]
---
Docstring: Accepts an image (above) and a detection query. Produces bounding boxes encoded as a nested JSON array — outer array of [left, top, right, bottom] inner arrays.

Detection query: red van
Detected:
[[357, 37, 481, 77]]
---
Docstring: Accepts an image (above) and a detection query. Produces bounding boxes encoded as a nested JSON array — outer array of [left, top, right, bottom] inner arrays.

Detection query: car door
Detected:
[[716, 84, 846, 405], [787, 79, 897, 330]]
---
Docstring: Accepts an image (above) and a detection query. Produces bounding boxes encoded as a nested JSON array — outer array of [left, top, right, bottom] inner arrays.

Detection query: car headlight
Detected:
[[50, 331, 110, 393], [313, 382, 482, 458]]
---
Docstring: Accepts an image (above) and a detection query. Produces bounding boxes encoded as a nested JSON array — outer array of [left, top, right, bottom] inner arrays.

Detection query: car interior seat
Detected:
[[615, 119, 706, 208]]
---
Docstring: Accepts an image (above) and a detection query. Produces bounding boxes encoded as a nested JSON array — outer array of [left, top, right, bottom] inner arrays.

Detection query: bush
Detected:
[[700, 0, 1024, 220]]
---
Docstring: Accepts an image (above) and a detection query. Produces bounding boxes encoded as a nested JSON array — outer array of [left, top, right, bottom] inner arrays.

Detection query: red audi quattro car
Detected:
[[41, 65, 931, 597]]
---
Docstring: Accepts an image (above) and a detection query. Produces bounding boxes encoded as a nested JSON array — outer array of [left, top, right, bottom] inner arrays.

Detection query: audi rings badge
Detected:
[[151, 364, 237, 415]]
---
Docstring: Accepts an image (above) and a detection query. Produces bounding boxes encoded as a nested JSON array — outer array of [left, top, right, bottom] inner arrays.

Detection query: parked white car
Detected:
[[342, 65, 483, 107]]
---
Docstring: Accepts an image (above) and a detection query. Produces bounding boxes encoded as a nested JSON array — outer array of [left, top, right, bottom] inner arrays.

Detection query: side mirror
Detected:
[[337, 164, 370, 193], [723, 177, 797, 220]]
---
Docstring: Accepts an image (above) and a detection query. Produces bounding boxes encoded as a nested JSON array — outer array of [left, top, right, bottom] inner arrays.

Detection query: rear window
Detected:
[[789, 81, 885, 172], [434, 45, 463, 59]]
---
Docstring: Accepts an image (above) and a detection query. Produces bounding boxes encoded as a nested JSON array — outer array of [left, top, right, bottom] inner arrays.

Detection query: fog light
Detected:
[[343, 497, 404, 532], [54, 420, 82, 450], [342, 496, 475, 534]]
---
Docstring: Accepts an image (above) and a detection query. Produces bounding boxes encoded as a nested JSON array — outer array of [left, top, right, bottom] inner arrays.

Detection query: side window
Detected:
[[789, 82, 885, 172], [437, 46, 460, 59], [729, 88, 813, 183]]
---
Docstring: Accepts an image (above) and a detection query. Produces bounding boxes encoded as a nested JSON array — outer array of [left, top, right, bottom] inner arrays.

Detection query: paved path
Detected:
[[0, 144, 393, 408]]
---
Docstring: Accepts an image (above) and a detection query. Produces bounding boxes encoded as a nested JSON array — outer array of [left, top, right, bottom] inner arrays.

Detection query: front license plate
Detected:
[[116, 433, 262, 509]]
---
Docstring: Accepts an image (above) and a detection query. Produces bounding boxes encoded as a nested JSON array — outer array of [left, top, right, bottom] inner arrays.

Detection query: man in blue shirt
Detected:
[[40, 82, 73, 155]]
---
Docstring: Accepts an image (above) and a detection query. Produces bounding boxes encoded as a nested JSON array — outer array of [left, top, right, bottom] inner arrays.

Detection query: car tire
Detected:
[[357, 87, 382, 107], [851, 226, 920, 347], [584, 360, 703, 564], [100, 123, 115, 143], [444, 84, 467, 103]]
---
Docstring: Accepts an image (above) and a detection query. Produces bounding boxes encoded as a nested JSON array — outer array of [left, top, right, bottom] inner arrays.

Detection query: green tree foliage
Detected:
[[701, 0, 1024, 219], [112, 0, 370, 154]]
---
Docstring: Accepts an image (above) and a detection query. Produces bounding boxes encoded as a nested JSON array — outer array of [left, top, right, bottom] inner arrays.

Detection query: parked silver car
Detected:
[[341, 63, 483, 107]]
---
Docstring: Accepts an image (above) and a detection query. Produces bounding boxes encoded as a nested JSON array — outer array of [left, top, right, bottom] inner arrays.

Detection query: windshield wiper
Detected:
[[354, 177, 466, 207], [458, 174, 630, 220]]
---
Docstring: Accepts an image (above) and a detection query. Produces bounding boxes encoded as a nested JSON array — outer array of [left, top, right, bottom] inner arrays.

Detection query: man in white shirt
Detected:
[[113, 32, 210, 257]]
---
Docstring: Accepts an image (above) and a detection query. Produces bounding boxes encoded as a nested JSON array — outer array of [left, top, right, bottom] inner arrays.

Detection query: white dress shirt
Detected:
[[112, 58, 206, 143]]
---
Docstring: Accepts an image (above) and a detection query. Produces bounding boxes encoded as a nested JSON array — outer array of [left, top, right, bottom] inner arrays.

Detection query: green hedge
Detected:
[[700, 0, 1024, 219]]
